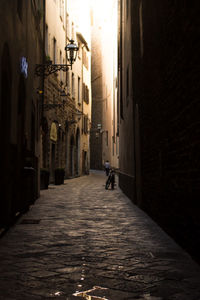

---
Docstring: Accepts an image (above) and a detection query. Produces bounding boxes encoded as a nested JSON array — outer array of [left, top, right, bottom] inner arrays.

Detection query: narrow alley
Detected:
[[0, 171, 200, 300]]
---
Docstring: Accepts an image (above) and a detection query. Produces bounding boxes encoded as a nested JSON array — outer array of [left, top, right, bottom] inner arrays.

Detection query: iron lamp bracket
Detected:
[[35, 63, 72, 77]]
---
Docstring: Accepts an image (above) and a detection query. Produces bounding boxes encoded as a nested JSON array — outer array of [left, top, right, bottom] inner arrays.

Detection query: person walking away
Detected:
[[104, 160, 110, 176]]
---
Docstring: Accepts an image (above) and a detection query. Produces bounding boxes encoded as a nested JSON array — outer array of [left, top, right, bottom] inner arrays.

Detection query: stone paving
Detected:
[[0, 170, 200, 300]]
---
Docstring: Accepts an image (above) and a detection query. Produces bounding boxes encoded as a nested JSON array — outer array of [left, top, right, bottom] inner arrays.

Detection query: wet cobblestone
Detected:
[[0, 170, 200, 299]]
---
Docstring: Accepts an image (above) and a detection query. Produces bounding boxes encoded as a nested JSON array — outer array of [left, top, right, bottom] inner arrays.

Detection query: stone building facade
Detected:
[[90, 0, 119, 171], [65, 0, 92, 177], [41, 0, 68, 182], [41, 0, 92, 180], [0, 0, 44, 226], [118, 0, 200, 262]]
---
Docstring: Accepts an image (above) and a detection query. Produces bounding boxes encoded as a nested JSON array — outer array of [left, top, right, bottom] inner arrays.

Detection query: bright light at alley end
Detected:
[[65, 40, 79, 69]]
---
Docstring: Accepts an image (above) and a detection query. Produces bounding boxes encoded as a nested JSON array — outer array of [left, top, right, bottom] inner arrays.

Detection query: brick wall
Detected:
[[119, 1, 200, 262], [138, 2, 200, 262]]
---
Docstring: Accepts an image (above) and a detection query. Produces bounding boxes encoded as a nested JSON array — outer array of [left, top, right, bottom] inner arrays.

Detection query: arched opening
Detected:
[[76, 128, 80, 175], [0, 43, 13, 225], [70, 135, 75, 177]]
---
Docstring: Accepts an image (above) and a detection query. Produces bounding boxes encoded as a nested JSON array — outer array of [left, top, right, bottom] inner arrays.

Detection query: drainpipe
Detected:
[[41, 0, 46, 126], [81, 44, 85, 134]]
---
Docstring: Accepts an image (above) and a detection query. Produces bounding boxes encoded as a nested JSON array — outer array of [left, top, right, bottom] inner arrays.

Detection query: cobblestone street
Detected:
[[0, 170, 200, 299]]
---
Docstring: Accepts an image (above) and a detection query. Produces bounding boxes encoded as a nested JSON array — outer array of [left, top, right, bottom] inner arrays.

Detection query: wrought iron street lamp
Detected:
[[35, 40, 79, 77], [65, 40, 79, 68]]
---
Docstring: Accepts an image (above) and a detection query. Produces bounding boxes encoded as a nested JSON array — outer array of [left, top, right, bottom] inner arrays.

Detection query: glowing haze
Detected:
[[67, 0, 117, 44], [67, 0, 91, 44]]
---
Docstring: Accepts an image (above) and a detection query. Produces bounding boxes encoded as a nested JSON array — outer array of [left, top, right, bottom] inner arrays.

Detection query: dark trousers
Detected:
[[105, 168, 109, 176]]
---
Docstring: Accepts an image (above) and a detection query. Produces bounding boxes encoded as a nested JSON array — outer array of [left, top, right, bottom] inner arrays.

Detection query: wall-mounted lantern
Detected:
[[35, 40, 79, 77], [65, 39, 79, 68]]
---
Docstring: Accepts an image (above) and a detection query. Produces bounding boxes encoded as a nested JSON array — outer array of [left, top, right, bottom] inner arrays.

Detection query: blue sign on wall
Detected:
[[20, 57, 28, 78]]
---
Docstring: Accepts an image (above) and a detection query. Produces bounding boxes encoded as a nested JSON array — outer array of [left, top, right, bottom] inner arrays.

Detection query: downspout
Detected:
[[41, 0, 46, 126], [81, 44, 85, 134]]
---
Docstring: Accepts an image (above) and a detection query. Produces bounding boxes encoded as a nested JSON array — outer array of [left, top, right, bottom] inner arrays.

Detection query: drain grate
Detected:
[[20, 219, 41, 224]]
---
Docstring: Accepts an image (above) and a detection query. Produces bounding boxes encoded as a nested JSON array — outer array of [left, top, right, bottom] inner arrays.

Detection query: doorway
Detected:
[[76, 128, 80, 175], [70, 135, 75, 177], [50, 143, 56, 183]]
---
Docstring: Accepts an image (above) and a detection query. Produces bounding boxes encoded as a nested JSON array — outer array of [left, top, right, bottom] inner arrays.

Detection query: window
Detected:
[[78, 77, 81, 104], [45, 25, 48, 56], [53, 38, 57, 64], [82, 83, 89, 104], [82, 83, 85, 101], [72, 73, 75, 99]]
